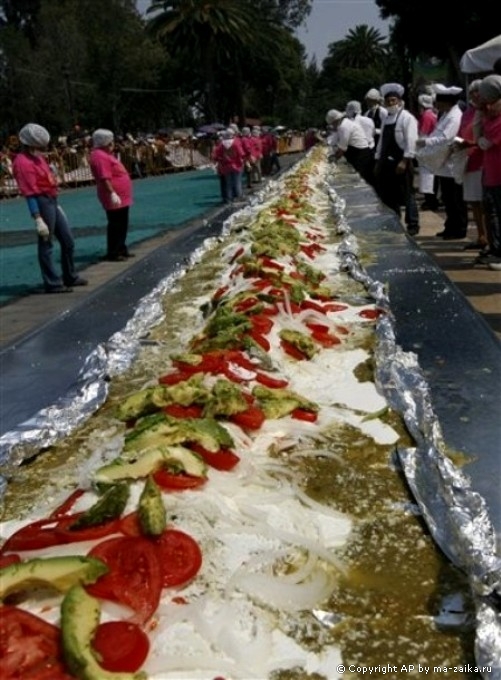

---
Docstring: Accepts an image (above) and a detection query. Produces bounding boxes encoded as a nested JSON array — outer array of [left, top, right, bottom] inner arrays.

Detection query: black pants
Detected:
[[438, 177, 468, 237], [106, 206, 129, 259], [344, 146, 375, 186], [375, 160, 419, 229]]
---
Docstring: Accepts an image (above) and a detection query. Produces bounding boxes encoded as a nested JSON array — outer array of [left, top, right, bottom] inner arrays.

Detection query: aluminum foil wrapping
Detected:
[[327, 164, 501, 677]]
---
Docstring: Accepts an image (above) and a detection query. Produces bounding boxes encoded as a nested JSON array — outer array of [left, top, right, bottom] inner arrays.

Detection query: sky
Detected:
[[136, 0, 390, 65], [295, 0, 390, 64]]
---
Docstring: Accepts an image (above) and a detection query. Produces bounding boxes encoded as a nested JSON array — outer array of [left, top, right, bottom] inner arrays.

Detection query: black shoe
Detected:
[[69, 277, 88, 287], [407, 226, 420, 236], [421, 202, 439, 211], [45, 286, 73, 294], [106, 255, 127, 262], [436, 230, 447, 237], [443, 232, 467, 240]]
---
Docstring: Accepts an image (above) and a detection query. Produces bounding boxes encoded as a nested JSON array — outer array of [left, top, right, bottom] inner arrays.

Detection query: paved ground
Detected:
[[413, 206, 501, 340], [1, 165, 500, 349]]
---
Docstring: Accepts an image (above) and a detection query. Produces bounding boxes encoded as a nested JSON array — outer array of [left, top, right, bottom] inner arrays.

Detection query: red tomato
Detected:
[[0, 554, 21, 569], [0, 605, 73, 679], [358, 308, 384, 319], [306, 322, 330, 333], [92, 621, 149, 673], [249, 329, 270, 351], [119, 512, 142, 537], [158, 370, 193, 385], [280, 339, 307, 361], [250, 314, 274, 335], [291, 408, 319, 423], [86, 537, 162, 625], [234, 296, 260, 313], [163, 404, 203, 419], [254, 372, 289, 389], [260, 256, 284, 270], [323, 302, 349, 312], [310, 329, 341, 347], [49, 489, 85, 518], [300, 300, 327, 314], [230, 406, 266, 430], [1, 514, 120, 553], [153, 529, 202, 588], [152, 469, 207, 490], [212, 285, 228, 300], [188, 443, 240, 471]]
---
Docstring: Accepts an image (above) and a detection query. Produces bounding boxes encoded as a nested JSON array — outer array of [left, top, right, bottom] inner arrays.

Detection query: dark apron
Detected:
[[376, 111, 411, 212]]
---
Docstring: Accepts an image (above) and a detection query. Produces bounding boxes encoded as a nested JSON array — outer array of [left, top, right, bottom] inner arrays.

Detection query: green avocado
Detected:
[[115, 385, 171, 421], [252, 384, 319, 419], [0, 556, 108, 600], [124, 413, 233, 455], [203, 379, 249, 418], [94, 445, 207, 483], [61, 585, 147, 680], [138, 476, 166, 536], [69, 483, 129, 530], [279, 328, 318, 359]]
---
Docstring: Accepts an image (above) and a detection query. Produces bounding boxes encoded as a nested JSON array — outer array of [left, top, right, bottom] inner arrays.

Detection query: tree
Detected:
[[328, 24, 387, 70], [375, 0, 500, 82]]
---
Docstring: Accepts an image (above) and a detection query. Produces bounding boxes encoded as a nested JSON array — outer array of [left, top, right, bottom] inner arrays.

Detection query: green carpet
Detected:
[[0, 169, 221, 304]]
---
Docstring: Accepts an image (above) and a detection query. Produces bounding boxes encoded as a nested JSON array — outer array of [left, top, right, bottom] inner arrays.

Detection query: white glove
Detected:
[[110, 191, 122, 207], [477, 136, 492, 151], [35, 216, 50, 239]]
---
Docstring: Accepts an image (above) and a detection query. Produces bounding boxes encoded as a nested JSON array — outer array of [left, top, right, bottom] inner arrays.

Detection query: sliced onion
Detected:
[[229, 566, 334, 611]]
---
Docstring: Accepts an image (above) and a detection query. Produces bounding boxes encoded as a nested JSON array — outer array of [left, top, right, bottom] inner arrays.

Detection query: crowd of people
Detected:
[[210, 124, 282, 204], [325, 71, 501, 271]]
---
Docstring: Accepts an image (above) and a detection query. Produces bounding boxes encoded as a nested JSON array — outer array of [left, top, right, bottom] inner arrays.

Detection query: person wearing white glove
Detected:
[[34, 216, 50, 240], [89, 129, 133, 262], [12, 123, 88, 293]]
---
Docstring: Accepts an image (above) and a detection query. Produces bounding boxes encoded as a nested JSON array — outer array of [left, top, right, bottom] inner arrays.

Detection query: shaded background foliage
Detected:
[[0, 0, 498, 138]]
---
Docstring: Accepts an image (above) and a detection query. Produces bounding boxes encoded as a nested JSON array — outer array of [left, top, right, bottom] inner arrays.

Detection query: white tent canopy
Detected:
[[460, 34, 501, 74]]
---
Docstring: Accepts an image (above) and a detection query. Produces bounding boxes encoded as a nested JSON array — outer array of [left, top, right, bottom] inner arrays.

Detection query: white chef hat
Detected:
[[345, 100, 362, 116], [365, 88, 382, 102], [418, 94, 434, 109], [433, 84, 463, 97], [380, 83, 405, 99], [325, 109, 344, 124], [18, 123, 50, 148], [92, 129, 114, 148]]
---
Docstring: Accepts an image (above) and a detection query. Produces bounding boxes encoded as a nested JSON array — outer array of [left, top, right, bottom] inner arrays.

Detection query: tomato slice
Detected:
[[119, 512, 143, 537], [249, 329, 270, 351], [86, 536, 162, 625], [291, 408, 319, 423], [92, 621, 150, 673], [153, 529, 202, 588], [158, 370, 193, 385], [152, 468, 207, 490], [49, 490, 85, 519], [0, 605, 73, 679], [230, 406, 266, 430], [163, 403, 203, 419], [358, 308, 384, 319], [254, 372, 289, 389], [0, 511, 119, 553], [300, 300, 327, 314], [250, 314, 274, 335], [188, 443, 240, 471], [0, 553, 21, 569], [309, 329, 341, 347], [280, 339, 307, 360]]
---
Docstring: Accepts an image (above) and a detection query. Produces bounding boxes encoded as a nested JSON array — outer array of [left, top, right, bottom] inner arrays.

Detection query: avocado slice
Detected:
[[69, 483, 129, 530], [61, 585, 147, 679], [124, 414, 233, 455], [138, 476, 166, 536], [94, 445, 207, 483], [0, 556, 108, 600], [252, 385, 319, 419], [279, 328, 318, 359], [116, 385, 171, 421]]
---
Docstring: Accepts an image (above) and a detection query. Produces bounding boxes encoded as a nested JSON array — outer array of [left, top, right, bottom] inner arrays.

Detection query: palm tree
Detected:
[[146, 0, 262, 122], [331, 24, 388, 70]]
